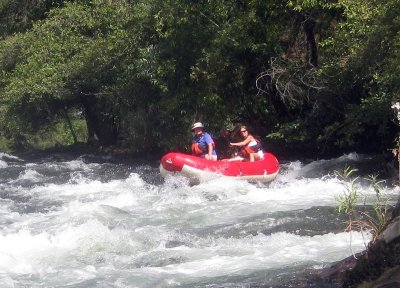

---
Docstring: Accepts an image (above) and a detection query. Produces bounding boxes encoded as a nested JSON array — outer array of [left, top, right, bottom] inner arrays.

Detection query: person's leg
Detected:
[[250, 152, 262, 162]]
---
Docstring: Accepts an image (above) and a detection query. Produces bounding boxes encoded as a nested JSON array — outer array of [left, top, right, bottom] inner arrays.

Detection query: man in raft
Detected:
[[191, 122, 218, 161]]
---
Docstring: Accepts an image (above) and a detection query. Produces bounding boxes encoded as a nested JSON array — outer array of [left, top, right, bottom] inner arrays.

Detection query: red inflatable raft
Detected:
[[160, 152, 279, 183]]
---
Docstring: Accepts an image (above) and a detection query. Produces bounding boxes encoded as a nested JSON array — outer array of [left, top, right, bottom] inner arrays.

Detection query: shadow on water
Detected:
[[12, 149, 165, 185], [260, 206, 348, 237], [295, 153, 397, 181]]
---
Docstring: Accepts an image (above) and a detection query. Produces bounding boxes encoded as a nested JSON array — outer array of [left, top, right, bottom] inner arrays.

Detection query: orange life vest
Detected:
[[191, 143, 204, 155], [191, 134, 216, 156], [239, 139, 263, 157]]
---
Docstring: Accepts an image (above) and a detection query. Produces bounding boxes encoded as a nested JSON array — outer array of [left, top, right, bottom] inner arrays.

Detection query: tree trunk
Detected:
[[82, 96, 118, 146], [302, 12, 318, 67], [63, 107, 77, 144]]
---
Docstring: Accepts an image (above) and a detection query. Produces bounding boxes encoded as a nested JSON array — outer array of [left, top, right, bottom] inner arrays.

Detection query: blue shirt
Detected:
[[193, 132, 217, 157]]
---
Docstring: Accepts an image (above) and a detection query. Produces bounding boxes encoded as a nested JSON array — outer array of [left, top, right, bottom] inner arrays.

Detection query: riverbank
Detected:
[[13, 142, 162, 164], [308, 200, 400, 288]]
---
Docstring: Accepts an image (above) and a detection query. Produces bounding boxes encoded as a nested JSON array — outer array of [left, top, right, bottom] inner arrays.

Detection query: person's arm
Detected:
[[206, 143, 213, 159], [204, 133, 214, 159], [230, 135, 253, 147]]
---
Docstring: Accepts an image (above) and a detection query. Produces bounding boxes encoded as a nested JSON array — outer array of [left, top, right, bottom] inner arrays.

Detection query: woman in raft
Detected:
[[229, 126, 264, 162]]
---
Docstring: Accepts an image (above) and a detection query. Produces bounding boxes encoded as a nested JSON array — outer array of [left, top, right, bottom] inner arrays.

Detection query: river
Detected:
[[0, 151, 398, 287]]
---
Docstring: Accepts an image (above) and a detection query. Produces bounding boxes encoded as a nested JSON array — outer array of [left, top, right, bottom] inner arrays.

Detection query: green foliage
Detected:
[[0, 0, 135, 147], [336, 166, 392, 240], [0, 135, 12, 153], [364, 174, 391, 237], [299, 0, 400, 153], [26, 118, 87, 150], [336, 166, 360, 215], [0, 0, 399, 155], [0, 0, 66, 35], [317, 96, 394, 152], [267, 122, 307, 147]]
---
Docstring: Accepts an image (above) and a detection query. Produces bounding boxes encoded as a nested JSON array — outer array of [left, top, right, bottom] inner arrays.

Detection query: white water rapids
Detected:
[[0, 152, 398, 287]]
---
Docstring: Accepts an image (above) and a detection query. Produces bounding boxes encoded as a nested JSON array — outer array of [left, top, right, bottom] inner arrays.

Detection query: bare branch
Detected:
[[256, 57, 325, 108]]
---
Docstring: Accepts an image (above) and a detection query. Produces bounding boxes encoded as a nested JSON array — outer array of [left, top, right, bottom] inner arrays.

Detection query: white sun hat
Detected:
[[191, 122, 204, 130]]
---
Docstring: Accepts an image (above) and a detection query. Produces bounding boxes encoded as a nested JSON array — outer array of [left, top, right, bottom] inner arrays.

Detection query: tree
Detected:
[[0, 0, 134, 147]]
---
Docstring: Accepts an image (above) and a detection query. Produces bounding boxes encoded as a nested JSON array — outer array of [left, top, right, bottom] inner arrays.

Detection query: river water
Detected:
[[0, 151, 398, 288]]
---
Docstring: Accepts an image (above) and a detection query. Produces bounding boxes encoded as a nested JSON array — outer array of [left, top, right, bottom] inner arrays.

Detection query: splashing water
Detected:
[[0, 152, 397, 287]]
